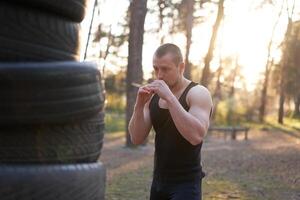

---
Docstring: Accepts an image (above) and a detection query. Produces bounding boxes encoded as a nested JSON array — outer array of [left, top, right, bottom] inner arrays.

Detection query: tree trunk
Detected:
[[184, 0, 194, 79], [259, 2, 283, 122], [126, 0, 147, 147], [294, 94, 300, 117], [212, 66, 222, 120], [200, 0, 224, 87], [278, 90, 285, 124], [278, 18, 293, 124], [101, 25, 113, 77], [278, 0, 296, 124], [226, 57, 238, 127], [259, 60, 271, 122]]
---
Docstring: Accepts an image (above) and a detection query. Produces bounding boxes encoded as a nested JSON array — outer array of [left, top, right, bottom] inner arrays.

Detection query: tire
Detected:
[[0, 61, 105, 124], [0, 2, 80, 61], [0, 112, 105, 163], [8, 0, 87, 22], [0, 162, 106, 200]]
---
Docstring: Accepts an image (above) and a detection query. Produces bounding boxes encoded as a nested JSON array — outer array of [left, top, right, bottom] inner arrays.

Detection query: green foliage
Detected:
[[105, 93, 125, 112], [104, 90, 126, 133], [213, 98, 251, 126], [283, 21, 300, 101], [214, 100, 228, 125], [265, 115, 300, 132], [242, 116, 300, 135], [105, 112, 125, 133], [104, 71, 126, 93], [272, 20, 300, 118]]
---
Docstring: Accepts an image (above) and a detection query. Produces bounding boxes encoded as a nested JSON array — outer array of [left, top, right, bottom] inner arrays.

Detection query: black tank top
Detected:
[[149, 81, 205, 182]]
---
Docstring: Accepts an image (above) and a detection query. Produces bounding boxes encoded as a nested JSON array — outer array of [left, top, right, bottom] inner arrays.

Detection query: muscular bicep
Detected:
[[187, 85, 213, 132]]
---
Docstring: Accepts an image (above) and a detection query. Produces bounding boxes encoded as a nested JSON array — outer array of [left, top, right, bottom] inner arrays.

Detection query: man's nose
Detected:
[[157, 71, 163, 80]]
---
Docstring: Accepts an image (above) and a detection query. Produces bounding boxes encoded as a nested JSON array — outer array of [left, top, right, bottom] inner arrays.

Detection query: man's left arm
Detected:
[[166, 85, 213, 145]]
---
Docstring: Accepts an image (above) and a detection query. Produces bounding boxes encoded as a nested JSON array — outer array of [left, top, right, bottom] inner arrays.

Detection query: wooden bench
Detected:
[[208, 126, 250, 140]]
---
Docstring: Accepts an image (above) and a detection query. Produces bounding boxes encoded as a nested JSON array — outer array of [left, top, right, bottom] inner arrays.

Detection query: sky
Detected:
[[81, 0, 300, 91]]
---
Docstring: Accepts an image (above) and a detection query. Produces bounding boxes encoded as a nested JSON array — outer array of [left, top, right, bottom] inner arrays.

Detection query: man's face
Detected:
[[152, 53, 184, 88]]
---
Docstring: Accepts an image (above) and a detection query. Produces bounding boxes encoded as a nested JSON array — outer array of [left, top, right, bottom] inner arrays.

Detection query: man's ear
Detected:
[[179, 62, 185, 74]]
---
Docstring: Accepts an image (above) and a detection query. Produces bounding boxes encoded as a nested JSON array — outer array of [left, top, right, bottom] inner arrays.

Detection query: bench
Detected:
[[208, 126, 250, 140]]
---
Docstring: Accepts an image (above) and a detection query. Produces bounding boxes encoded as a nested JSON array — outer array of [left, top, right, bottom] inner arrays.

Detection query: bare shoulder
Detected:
[[187, 84, 213, 108]]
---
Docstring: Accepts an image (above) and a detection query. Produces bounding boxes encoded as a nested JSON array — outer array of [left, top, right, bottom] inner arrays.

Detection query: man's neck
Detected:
[[170, 77, 188, 94]]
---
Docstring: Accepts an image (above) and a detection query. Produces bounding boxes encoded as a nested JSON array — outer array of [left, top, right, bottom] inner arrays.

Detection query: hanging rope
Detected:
[[84, 0, 98, 60]]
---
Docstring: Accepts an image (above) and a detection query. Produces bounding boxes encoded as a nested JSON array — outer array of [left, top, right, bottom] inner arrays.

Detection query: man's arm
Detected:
[[166, 85, 212, 145], [128, 88, 153, 145]]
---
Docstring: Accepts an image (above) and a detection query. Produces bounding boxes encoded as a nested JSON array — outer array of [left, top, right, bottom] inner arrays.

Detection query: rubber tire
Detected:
[[0, 61, 105, 125], [0, 2, 80, 62], [7, 0, 87, 22], [0, 112, 104, 163], [0, 162, 106, 200]]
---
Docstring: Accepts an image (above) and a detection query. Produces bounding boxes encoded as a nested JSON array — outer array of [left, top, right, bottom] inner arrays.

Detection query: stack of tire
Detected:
[[0, 1, 106, 200]]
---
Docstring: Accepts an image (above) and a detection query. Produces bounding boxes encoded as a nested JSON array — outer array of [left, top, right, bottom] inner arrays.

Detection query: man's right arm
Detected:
[[128, 99, 152, 145]]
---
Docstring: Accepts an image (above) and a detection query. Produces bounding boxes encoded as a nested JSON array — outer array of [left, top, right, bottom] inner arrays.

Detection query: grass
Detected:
[[105, 164, 283, 200], [242, 116, 300, 133], [105, 164, 153, 200], [103, 126, 299, 200], [103, 108, 300, 199], [203, 178, 251, 200], [265, 116, 300, 131], [105, 162, 299, 200]]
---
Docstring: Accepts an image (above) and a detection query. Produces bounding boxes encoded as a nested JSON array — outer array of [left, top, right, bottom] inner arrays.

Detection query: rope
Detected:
[[84, 0, 98, 60]]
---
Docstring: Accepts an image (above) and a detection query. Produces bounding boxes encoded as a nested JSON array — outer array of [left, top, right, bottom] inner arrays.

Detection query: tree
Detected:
[[294, 94, 300, 117], [172, 0, 196, 79], [201, 0, 225, 87], [211, 54, 227, 120], [156, 0, 217, 80], [126, 0, 148, 147], [92, 1, 129, 77], [183, 0, 195, 79], [277, 0, 296, 124], [284, 20, 300, 117], [226, 55, 240, 128], [156, 0, 173, 44], [259, 1, 284, 122]]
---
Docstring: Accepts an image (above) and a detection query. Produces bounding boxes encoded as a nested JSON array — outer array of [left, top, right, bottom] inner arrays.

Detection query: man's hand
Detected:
[[147, 80, 173, 102], [136, 86, 153, 107]]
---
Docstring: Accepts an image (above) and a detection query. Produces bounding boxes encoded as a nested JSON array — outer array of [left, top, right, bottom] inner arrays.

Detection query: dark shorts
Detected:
[[150, 178, 202, 200]]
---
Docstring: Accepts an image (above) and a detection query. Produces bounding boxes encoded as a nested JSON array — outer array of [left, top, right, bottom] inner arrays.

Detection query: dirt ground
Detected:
[[100, 129, 300, 200]]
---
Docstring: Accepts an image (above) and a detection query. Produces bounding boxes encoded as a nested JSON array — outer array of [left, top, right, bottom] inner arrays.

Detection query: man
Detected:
[[128, 43, 213, 200]]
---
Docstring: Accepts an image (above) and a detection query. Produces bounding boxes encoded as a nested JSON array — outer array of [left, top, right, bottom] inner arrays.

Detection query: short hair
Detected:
[[154, 43, 183, 66]]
